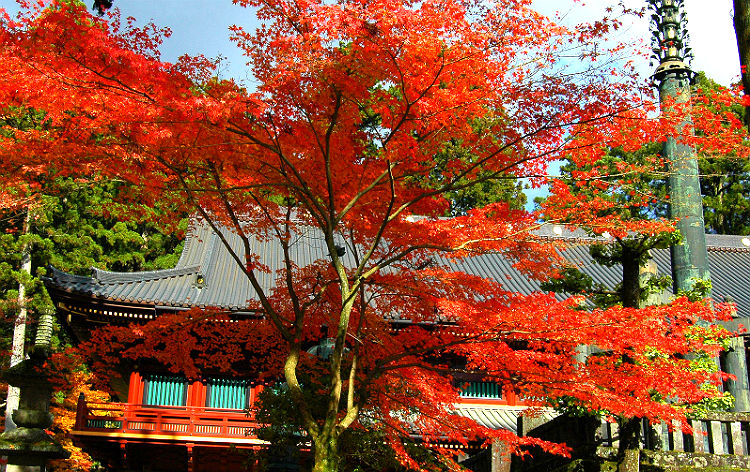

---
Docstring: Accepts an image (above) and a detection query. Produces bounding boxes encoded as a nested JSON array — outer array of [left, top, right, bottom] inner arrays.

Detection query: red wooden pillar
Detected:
[[502, 387, 516, 406], [188, 380, 206, 407], [124, 372, 144, 431], [128, 372, 144, 404], [251, 384, 265, 407]]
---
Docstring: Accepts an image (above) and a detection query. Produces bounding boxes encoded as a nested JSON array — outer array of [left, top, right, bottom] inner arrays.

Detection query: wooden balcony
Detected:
[[72, 381, 522, 451], [72, 395, 267, 448]]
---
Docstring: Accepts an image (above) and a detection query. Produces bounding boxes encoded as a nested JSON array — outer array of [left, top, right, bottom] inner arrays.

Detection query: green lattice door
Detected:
[[460, 381, 502, 399], [144, 374, 187, 406], [206, 378, 249, 409]]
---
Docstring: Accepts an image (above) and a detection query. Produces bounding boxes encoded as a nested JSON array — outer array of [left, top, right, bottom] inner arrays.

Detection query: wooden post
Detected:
[[74, 393, 87, 430], [731, 421, 745, 455], [192, 379, 206, 407], [671, 420, 684, 452], [652, 422, 664, 450], [186, 380, 195, 407], [128, 372, 145, 404], [710, 421, 724, 454], [610, 422, 620, 448], [119, 442, 128, 470], [692, 420, 705, 453], [187, 443, 195, 472]]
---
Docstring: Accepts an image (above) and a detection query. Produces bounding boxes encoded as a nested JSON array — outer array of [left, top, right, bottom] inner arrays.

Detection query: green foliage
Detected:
[[556, 140, 668, 222], [675, 278, 712, 302], [0, 177, 185, 366], [546, 73, 750, 236], [446, 175, 526, 216], [541, 267, 595, 296], [428, 131, 526, 216], [542, 98, 738, 435], [32, 178, 185, 274], [540, 254, 672, 310], [588, 233, 678, 268], [683, 324, 735, 417], [541, 134, 675, 307], [0, 106, 184, 471], [0, 106, 49, 137], [552, 395, 605, 418], [641, 273, 673, 299], [693, 72, 750, 236]]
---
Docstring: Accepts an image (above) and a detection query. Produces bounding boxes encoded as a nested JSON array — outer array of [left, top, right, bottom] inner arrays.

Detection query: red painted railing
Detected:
[[73, 396, 262, 443], [72, 392, 520, 447]]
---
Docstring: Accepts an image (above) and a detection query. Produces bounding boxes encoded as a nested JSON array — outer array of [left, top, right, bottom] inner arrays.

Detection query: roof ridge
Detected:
[[174, 219, 212, 268], [538, 234, 750, 251], [92, 265, 202, 284], [46, 266, 94, 284], [707, 246, 750, 253]]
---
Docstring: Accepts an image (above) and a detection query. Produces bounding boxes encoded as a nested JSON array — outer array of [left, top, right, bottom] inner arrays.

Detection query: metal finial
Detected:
[[647, 0, 695, 83]]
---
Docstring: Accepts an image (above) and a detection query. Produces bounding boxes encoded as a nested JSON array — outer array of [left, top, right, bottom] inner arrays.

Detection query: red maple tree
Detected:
[[0, 1, 747, 470]]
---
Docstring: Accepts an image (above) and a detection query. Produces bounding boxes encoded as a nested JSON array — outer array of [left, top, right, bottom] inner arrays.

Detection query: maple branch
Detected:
[[246, 192, 310, 341], [360, 243, 456, 280], [386, 106, 639, 223], [370, 329, 484, 377], [62, 52, 156, 104], [323, 90, 343, 220], [338, 361, 361, 431], [166, 158, 293, 342], [337, 272, 382, 431], [224, 127, 280, 153], [335, 161, 393, 223], [300, 276, 335, 312], [448, 220, 552, 251], [345, 252, 367, 415], [325, 257, 355, 432], [370, 410, 414, 443], [380, 44, 446, 148], [345, 350, 359, 414], [224, 120, 330, 230], [341, 161, 397, 297], [363, 313, 636, 381]]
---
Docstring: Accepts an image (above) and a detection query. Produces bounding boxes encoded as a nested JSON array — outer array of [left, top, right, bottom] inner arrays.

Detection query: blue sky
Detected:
[[1, 0, 736, 86]]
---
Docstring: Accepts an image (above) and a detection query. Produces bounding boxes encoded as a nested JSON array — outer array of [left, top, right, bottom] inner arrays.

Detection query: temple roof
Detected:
[[45, 220, 750, 322], [46, 219, 333, 311]]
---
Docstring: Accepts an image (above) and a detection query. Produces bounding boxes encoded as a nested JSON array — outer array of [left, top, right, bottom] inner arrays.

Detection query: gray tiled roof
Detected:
[[45, 221, 750, 320], [47, 220, 336, 310]]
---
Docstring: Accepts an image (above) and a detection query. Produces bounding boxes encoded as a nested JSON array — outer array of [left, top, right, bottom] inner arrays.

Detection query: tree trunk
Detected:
[[734, 0, 750, 128], [312, 434, 341, 472], [620, 245, 641, 310], [617, 244, 642, 472]]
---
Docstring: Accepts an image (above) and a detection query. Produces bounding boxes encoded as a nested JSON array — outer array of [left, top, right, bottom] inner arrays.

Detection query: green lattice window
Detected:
[[206, 378, 249, 409], [460, 381, 502, 399], [86, 418, 123, 429], [144, 374, 187, 406]]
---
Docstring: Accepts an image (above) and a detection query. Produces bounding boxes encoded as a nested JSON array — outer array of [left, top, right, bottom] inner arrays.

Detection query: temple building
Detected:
[[43, 220, 750, 471]]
